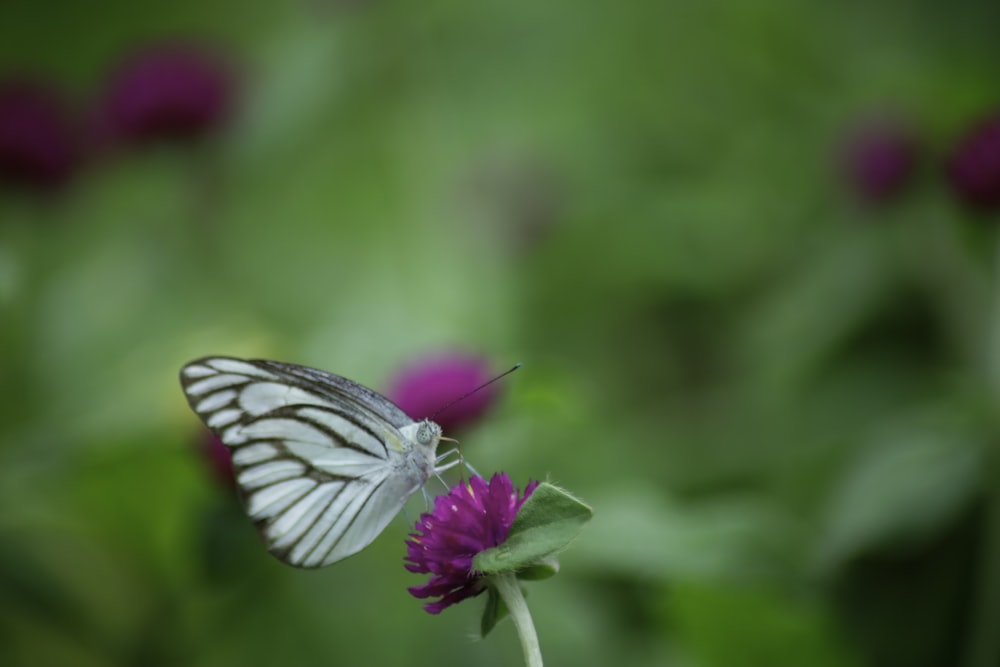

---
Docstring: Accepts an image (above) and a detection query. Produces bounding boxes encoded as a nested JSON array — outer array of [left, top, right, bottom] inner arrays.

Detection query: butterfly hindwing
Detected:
[[180, 356, 432, 568]]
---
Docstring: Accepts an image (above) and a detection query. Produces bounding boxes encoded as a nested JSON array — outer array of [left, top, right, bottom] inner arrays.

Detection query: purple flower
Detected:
[[199, 429, 235, 487], [0, 79, 79, 189], [405, 473, 538, 614], [387, 353, 501, 432], [841, 119, 918, 204], [101, 43, 235, 144], [946, 111, 1000, 211]]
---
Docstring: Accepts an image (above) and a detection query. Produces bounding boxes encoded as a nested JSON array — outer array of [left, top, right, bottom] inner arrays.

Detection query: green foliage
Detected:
[[669, 583, 861, 667], [480, 585, 507, 638], [474, 482, 592, 575], [2, 0, 1000, 666]]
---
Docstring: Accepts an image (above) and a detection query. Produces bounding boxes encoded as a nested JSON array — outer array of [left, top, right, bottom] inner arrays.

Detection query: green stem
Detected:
[[963, 226, 1000, 667], [964, 228, 1000, 667], [492, 573, 543, 667], [964, 482, 1000, 667]]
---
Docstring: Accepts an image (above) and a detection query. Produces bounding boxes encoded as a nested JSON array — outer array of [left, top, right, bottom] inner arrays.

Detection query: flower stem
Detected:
[[492, 572, 543, 667], [963, 226, 1000, 667], [964, 478, 1000, 667]]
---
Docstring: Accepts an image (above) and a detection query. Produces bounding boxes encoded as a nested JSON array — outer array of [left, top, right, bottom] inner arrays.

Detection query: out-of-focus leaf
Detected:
[[571, 484, 795, 582], [0, 525, 151, 666], [737, 229, 895, 401], [669, 582, 861, 667], [817, 420, 985, 570]]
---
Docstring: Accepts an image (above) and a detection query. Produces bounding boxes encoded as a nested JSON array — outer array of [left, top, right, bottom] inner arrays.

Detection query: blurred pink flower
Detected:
[[199, 429, 235, 488], [387, 353, 501, 433], [101, 43, 235, 144], [841, 119, 918, 204], [946, 111, 1000, 211], [0, 79, 79, 189]]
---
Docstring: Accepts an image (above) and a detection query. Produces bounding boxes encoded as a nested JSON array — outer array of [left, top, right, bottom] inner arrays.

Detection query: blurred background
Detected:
[[2, 1, 1000, 665]]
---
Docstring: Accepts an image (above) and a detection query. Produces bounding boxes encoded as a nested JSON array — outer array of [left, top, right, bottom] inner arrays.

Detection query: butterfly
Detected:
[[179, 356, 461, 568]]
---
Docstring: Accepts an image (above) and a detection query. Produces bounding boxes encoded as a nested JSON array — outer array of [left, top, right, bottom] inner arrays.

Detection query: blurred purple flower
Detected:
[[101, 44, 235, 144], [946, 111, 1000, 211], [199, 429, 235, 487], [841, 120, 918, 204], [387, 353, 501, 432], [0, 79, 79, 189], [405, 473, 538, 614]]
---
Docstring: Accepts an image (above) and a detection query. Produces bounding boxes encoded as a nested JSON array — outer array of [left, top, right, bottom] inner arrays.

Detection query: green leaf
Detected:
[[517, 555, 560, 581], [817, 422, 985, 570], [480, 586, 508, 638], [570, 485, 792, 582], [473, 482, 592, 574], [670, 582, 861, 667]]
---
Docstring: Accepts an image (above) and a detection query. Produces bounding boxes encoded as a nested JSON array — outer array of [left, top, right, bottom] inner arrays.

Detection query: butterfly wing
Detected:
[[252, 359, 414, 430], [180, 356, 430, 568]]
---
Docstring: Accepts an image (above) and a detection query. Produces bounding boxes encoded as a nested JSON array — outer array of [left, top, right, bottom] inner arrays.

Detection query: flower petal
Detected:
[[404, 473, 536, 613]]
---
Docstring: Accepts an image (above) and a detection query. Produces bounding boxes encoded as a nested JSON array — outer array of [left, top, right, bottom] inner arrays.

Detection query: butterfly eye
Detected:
[[416, 420, 439, 446]]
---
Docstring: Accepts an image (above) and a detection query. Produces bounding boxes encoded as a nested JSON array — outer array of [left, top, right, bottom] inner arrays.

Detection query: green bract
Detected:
[[474, 482, 593, 575]]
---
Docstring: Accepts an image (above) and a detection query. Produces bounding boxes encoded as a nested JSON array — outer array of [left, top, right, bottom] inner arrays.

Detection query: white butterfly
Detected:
[[179, 356, 459, 568]]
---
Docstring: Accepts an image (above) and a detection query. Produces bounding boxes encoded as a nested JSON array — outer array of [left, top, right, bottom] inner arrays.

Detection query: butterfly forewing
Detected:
[[255, 359, 414, 429], [180, 356, 438, 568]]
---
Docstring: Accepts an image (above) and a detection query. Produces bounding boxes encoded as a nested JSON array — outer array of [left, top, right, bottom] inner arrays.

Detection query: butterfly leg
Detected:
[[435, 448, 459, 465], [437, 447, 482, 479], [459, 458, 481, 478], [429, 451, 482, 495]]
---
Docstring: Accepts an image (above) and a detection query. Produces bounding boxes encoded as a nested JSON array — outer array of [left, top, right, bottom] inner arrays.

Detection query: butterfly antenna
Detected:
[[430, 363, 522, 421], [432, 363, 521, 483]]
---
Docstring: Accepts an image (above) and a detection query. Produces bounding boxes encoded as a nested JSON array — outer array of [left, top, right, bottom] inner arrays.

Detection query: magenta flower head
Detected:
[[405, 475, 591, 666], [0, 79, 79, 190], [946, 111, 1000, 211], [841, 119, 918, 204], [406, 473, 539, 614], [101, 43, 235, 144], [387, 353, 502, 432]]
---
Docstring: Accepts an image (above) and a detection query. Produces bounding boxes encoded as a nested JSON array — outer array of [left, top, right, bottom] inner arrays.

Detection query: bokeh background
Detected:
[[3, 1, 1000, 666]]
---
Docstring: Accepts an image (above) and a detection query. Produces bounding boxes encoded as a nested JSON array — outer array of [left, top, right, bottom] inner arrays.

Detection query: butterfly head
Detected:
[[416, 419, 442, 448]]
